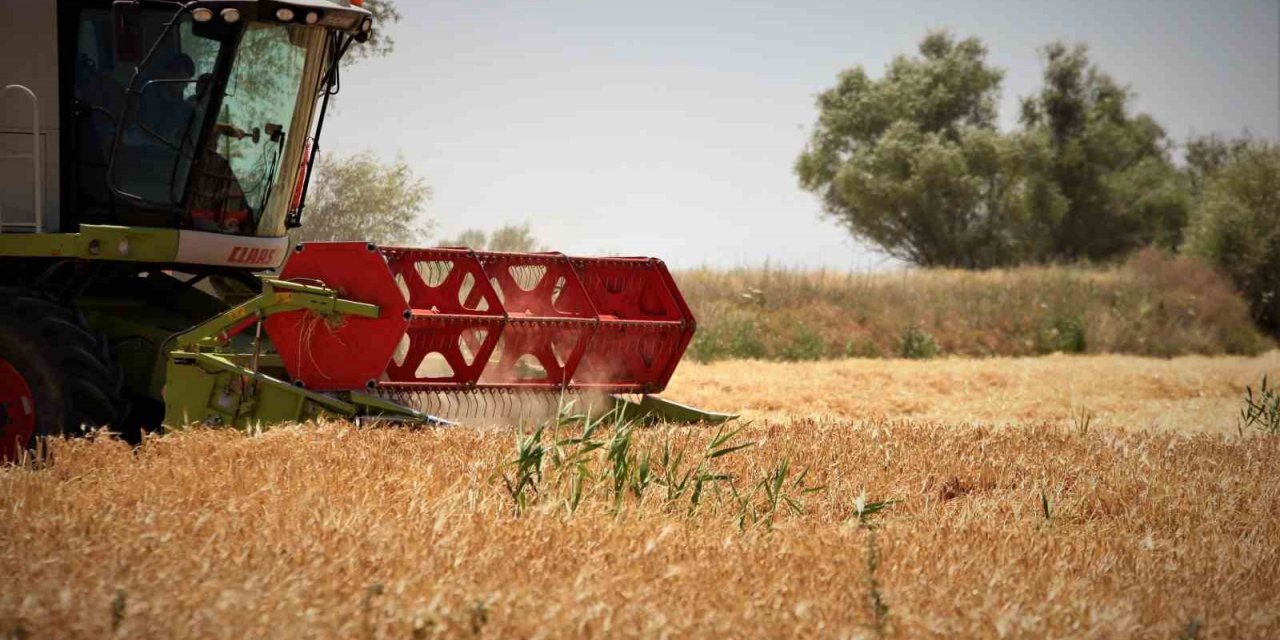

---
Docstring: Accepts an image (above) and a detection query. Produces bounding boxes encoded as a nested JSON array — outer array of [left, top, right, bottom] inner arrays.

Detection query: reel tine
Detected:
[[438, 392, 450, 418]]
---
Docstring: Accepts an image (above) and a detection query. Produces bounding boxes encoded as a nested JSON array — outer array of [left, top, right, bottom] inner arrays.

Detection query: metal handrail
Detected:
[[0, 84, 43, 234]]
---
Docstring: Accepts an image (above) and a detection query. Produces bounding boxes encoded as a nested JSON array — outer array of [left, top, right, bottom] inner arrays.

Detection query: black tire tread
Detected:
[[0, 287, 129, 436]]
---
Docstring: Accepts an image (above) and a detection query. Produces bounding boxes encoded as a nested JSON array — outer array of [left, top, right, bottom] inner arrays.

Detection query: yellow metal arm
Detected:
[[174, 278, 380, 350]]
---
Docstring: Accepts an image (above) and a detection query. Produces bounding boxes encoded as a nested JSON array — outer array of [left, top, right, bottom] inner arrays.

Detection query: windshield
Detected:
[[191, 23, 320, 236], [107, 17, 327, 238], [108, 14, 224, 210]]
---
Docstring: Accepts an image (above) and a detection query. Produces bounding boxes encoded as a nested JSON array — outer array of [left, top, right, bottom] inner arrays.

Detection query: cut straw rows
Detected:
[[666, 351, 1280, 434], [1, 413, 1278, 638]]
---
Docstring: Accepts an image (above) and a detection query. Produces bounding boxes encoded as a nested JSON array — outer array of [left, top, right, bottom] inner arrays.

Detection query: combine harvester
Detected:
[[0, 0, 729, 461]]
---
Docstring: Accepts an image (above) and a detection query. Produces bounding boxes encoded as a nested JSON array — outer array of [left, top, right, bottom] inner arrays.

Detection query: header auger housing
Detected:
[[0, 0, 729, 462]]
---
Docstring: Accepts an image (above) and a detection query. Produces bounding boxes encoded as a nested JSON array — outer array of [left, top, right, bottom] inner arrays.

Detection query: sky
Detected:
[[323, 0, 1280, 270]]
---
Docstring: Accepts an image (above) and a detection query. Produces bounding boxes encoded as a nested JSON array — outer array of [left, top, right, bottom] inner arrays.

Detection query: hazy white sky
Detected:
[[323, 0, 1280, 269]]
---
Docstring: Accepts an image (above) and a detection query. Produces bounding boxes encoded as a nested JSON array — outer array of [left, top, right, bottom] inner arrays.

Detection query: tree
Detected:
[[1187, 141, 1280, 333], [1019, 43, 1189, 259], [297, 150, 432, 245], [345, 0, 402, 65], [442, 229, 488, 250], [440, 222, 545, 252], [1184, 133, 1254, 196], [291, 1, 424, 246], [796, 32, 1062, 268], [798, 33, 1192, 268]]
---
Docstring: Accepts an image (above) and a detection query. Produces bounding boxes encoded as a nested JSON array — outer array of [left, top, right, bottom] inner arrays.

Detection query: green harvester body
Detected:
[[0, 1, 729, 461]]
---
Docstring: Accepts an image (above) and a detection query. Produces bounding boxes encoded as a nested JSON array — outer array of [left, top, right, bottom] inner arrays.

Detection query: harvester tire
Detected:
[[0, 288, 129, 461]]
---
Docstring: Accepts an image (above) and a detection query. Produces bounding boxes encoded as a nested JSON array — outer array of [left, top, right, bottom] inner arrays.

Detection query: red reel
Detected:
[[265, 242, 696, 395]]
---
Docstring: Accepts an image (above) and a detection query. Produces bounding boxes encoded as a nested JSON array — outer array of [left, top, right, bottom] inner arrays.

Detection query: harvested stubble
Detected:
[[666, 351, 1280, 435], [2, 412, 1278, 638]]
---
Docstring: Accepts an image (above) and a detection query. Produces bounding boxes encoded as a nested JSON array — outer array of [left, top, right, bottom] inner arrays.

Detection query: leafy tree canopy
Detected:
[[1184, 133, 1256, 195], [796, 32, 1050, 268], [1019, 43, 1188, 259], [297, 150, 432, 245], [440, 222, 545, 252], [797, 32, 1188, 268], [345, 0, 402, 65], [1187, 140, 1280, 332], [296, 2, 433, 247]]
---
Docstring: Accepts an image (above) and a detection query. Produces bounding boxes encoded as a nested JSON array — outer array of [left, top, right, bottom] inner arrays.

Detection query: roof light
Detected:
[[275, 8, 295, 21], [305, 11, 319, 24], [220, 8, 240, 23], [319, 11, 361, 30], [192, 7, 214, 22], [351, 0, 365, 6]]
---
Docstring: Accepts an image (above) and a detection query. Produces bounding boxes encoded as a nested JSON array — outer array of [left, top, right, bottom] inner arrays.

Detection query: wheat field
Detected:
[[678, 250, 1273, 362], [2, 353, 1279, 638], [666, 351, 1280, 435]]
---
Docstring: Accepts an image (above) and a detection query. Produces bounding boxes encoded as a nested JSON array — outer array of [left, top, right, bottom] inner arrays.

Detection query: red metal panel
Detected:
[[380, 248, 506, 389], [571, 257, 692, 392], [263, 242, 410, 390], [263, 243, 696, 394], [472, 252, 597, 388]]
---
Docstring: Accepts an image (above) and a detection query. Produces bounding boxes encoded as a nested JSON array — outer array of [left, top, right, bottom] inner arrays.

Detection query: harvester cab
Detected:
[[0, 0, 730, 461]]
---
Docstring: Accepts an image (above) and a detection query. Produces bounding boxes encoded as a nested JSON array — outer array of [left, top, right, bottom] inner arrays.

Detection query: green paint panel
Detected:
[[613, 395, 738, 424], [163, 355, 351, 430], [0, 233, 77, 258], [0, 225, 179, 261], [158, 281, 429, 431]]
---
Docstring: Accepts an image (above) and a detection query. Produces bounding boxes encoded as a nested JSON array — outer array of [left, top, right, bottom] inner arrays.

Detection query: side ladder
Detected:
[[0, 84, 43, 234]]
